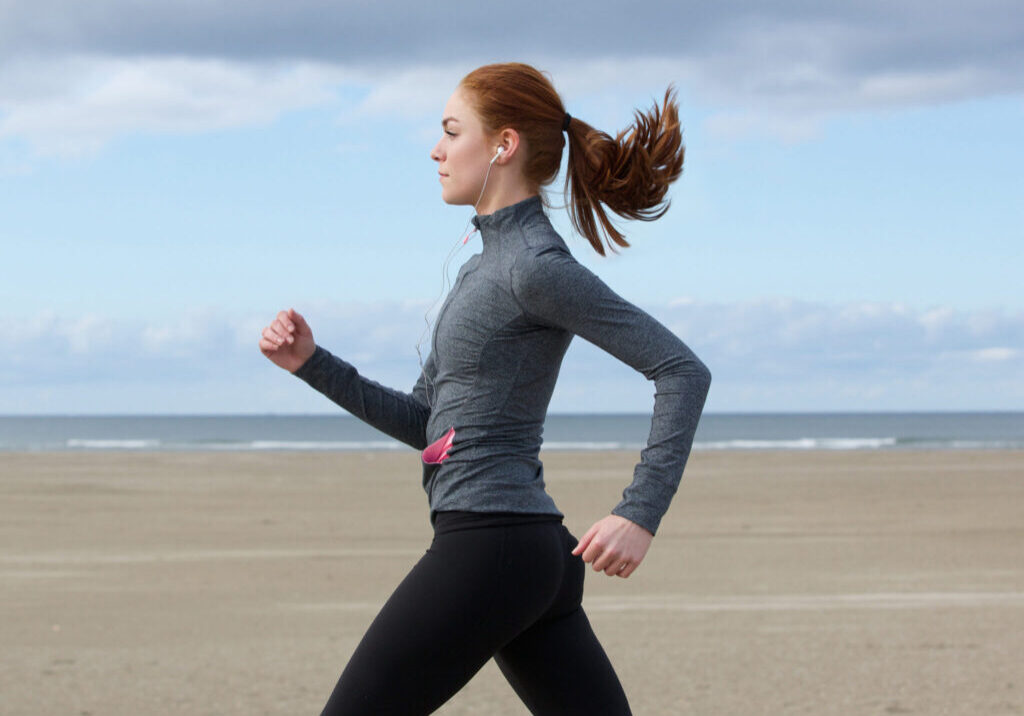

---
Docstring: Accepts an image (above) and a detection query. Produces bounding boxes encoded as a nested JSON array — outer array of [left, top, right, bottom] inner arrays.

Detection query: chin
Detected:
[[441, 190, 472, 207]]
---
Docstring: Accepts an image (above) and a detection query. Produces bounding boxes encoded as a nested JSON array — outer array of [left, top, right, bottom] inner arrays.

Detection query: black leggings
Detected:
[[320, 512, 632, 715]]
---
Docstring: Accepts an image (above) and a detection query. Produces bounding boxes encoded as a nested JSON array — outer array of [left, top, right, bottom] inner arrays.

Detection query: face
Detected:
[[430, 86, 498, 206]]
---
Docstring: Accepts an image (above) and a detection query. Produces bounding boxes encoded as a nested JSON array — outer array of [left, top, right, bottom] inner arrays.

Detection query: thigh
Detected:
[[494, 528, 632, 715], [496, 607, 631, 715], [320, 525, 564, 716]]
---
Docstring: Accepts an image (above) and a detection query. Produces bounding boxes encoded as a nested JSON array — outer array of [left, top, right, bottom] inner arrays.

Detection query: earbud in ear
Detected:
[[490, 146, 505, 165]]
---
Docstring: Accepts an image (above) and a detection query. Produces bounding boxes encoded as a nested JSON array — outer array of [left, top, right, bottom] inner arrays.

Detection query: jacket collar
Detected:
[[471, 195, 545, 245]]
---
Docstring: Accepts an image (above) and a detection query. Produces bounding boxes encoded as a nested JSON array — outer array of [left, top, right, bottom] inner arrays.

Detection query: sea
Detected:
[[0, 412, 1022, 453]]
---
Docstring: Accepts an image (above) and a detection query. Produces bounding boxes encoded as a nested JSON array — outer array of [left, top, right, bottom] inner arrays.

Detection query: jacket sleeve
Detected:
[[511, 246, 711, 535], [293, 344, 434, 450]]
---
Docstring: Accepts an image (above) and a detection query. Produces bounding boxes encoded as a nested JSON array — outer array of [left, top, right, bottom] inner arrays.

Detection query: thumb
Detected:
[[571, 524, 597, 555], [289, 308, 311, 333]]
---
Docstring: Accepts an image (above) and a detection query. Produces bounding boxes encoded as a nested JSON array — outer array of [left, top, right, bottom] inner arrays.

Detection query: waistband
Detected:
[[432, 510, 564, 536]]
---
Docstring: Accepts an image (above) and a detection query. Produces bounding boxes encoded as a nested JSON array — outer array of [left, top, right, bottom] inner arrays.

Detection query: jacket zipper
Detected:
[[431, 263, 477, 354]]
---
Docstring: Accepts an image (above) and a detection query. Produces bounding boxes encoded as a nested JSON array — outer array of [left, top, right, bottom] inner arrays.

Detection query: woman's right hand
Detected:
[[259, 307, 316, 373]]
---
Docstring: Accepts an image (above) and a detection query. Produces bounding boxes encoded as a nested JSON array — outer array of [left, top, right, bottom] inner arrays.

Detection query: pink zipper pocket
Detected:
[[421, 426, 455, 464]]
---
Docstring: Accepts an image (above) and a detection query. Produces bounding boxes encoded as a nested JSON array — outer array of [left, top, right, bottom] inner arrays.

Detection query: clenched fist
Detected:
[[571, 514, 653, 579], [259, 307, 316, 373]]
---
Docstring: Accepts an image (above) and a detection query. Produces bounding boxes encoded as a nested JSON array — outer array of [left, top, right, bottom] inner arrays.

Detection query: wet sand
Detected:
[[2, 449, 1023, 715]]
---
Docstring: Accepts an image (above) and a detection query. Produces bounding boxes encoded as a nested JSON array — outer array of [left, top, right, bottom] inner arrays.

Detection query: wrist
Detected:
[[291, 344, 321, 376], [611, 505, 659, 537]]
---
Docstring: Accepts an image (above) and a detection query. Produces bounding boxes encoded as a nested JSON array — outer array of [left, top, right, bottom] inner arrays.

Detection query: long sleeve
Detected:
[[511, 245, 711, 535], [293, 345, 434, 450]]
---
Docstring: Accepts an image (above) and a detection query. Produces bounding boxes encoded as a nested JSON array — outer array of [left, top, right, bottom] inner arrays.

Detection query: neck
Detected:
[[472, 195, 544, 239], [474, 172, 536, 216]]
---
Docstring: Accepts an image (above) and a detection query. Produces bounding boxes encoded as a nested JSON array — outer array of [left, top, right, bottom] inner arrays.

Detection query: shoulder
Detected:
[[511, 206, 578, 266], [512, 238, 579, 291], [510, 240, 609, 322]]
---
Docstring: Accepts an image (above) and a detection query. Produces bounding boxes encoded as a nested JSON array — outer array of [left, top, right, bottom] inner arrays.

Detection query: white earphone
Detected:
[[490, 146, 505, 165]]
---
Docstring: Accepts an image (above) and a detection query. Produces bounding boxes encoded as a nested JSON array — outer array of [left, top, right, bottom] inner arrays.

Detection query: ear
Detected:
[[494, 127, 522, 164]]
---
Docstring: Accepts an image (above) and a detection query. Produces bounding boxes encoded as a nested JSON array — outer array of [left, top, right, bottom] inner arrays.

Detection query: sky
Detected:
[[1, 0, 1022, 414]]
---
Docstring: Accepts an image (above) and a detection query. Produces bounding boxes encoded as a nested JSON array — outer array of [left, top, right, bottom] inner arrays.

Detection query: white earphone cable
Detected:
[[414, 149, 502, 404]]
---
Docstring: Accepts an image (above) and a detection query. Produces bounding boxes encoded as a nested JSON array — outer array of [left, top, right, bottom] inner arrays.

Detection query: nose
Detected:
[[430, 137, 444, 163]]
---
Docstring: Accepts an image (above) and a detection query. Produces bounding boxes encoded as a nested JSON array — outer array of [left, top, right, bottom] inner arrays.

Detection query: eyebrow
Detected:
[[442, 117, 461, 128]]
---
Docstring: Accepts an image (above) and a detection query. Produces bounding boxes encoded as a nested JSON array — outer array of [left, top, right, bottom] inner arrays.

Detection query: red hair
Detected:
[[459, 62, 684, 256]]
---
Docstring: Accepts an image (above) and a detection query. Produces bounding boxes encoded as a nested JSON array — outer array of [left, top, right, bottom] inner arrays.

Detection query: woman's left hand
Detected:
[[571, 514, 653, 579]]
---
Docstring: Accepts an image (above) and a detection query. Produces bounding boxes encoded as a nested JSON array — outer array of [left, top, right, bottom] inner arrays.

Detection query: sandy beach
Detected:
[[2, 448, 1022, 715]]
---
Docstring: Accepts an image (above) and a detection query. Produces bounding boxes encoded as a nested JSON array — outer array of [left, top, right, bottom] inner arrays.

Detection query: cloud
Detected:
[[661, 297, 1024, 367], [1, 1, 1022, 154], [969, 347, 1020, 362], [4, 298, 1022, 413], [0, 55, 356, 156], [4, 1, 1021, 78]]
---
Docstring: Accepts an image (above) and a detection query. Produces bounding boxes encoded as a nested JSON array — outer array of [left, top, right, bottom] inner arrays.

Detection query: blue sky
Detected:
[[2, 1, 1022, 414]]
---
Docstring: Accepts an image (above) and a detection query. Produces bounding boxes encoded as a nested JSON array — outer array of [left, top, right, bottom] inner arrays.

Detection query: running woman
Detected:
[[259, 62, 711, 715]]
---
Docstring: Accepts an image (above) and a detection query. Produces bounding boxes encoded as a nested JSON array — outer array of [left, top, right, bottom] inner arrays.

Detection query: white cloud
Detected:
[[4, 298, 1022, 412], [1, 3, 1022, 154], [970, 347, 1020, 362], [702, 111, 827, 144], [919, 306, 955, 332], [351, 66, 466, 121], [14, 311, 116, 355], [0, 55, 357, 156]]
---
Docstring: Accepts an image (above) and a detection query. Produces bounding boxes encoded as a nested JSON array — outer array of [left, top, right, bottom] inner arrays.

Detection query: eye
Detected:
[[445, 130, 457, 137]]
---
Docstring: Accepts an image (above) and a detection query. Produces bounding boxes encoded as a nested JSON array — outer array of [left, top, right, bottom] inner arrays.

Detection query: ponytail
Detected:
[[460, 64, 684, 256], [564, 88, 684, 255]]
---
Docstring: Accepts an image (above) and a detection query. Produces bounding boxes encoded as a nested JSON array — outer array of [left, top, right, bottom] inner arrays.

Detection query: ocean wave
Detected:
[[29, 429, 1023, 453], [541, 441, 646, 450], [66, 439, 161, 449], [694, 437, 898, 450], [897, 438, 1024, 450], [243, 440, 406, 451]]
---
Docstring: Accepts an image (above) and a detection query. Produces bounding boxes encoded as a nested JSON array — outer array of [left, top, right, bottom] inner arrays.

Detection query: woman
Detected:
[[259, 62, 711, 715]]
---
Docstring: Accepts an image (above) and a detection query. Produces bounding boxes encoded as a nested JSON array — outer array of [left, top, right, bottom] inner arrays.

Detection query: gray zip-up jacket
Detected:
[[294, 195, 711, 535]]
